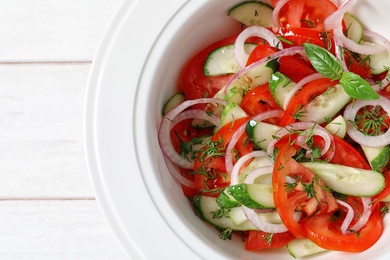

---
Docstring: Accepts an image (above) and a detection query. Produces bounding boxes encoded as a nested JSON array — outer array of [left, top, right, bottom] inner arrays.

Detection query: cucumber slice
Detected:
[[343, 13, 363, 43], [301, 162, 385, 197], [227, 59, 279, 97], [204, 43, 257, 76], [229, 207, 283, 226], [361, 145, 390, 172], [287, 239, 326, 258], [324, 115, 347, 139], [191, 103, 224, 129], [228, 1, 274, 27], [239, 156, 273, 183], [220, 102, 248, 126], [192, 195, 258, 230], [246, 119, 282, 150], [216, 190, 241, 209], [162, 92, 186, 115], [226, 183, 275, 209], [362, 41, 390, 75], [269, 72, 296, 108], [224, 86, 244, 104], [301, 84, 351, 124]]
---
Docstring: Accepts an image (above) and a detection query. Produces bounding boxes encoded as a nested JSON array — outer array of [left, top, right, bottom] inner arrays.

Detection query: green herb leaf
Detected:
[[303, 43, 343, 80], [340, 71, 380, 100]]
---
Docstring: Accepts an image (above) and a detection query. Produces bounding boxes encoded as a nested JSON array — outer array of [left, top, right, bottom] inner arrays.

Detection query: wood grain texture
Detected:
[[0, 64, 93, 198], [0, 0, 122, 62], [0, 200, 128, 259]]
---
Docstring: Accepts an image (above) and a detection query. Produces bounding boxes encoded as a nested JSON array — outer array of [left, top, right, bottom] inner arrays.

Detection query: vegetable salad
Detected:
[[158, 0, 390, 258]]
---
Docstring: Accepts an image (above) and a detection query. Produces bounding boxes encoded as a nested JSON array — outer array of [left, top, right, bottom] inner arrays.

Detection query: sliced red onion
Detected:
[[336, 199, 355, 235], [324, 0, 355, 30], [334, 35, 349, 71], [224, 46, 305, 95], [158, 98, 228, 169], [334, 26, 386, 55], [230, 151, 268, 185], [267, 122, 335, 161], [242, 206, 302, 233], [225, 110, 284, 178], [272, 0, 290, 27], [244, 166, 274, 184], [343, 96, 390, 147], [172, 109, 221, 129], [242, 206, 288, 233], [350, 197, 372, 232], [234, 26, 282, 69], [363, 30, 390, 91], [282, 73, 324, 110], [163, 155, 196, 189]]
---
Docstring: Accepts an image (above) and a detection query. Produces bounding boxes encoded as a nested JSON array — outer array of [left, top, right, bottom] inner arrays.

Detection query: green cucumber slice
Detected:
[[228, 1, 274, 27], [300, 84, 351, 124], [324, 115, 347, 139], [269, 72, 296, 109], [246, 119, 282, 150], [224, 86, 244, 104], [226, 183, 275, 209], [220, 102, 248, 126], [362, 41, 390, 75], [162, 92, 186, 115], [287, 239, 326, 259], [192, 195, 258, 230], [204, 43, 257, 76], [361, 145, 390, 172], [343, 13, 363, 43], [301, 162, 385, 197]]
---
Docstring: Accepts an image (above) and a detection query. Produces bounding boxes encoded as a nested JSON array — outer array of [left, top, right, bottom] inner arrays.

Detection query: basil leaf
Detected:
[[340, 71, 379, 100], [303, 43, 343, 80]]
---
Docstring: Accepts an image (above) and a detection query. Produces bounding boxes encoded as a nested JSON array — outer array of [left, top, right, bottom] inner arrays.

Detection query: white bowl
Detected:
[[85, 0, 390, 259]]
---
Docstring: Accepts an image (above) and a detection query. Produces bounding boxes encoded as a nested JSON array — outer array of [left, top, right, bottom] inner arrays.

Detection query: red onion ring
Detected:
[[336, 199, 354, 235], [350, 197, 372, 232], [272, 0, 290, 27], [343, 96, 390, 147], [225, 110, 284, 178], [267, 122, 335, 161], [282, 73, 324, 110], [242, 206, 302, 233], [158, 98, 227, 169], [163, 155, 196, 189], [242, 206, 288, 233], [224, 46, 305, 95], [324, 0, 355, 30], [234, 26, 282, 69], [172, 109, 221, 129], [230, 151, 269, 185], [334, 26, 386, 55], [244, 166, 274, 184]]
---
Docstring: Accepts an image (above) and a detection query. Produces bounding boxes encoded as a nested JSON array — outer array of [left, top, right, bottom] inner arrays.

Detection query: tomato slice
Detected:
[[278, 55, 316, 82], [240, 84, 282, 124], [303, 208, 384, 252], [180, 35, 262, 101], [344, 51, 371, 79], [245, 230, 295, 250], [278, 78, 338, 126], [273, 27, 334, 52], [246, 44, 277, 66], [277, 0, 338, 31], [272, 144, 337, 239]]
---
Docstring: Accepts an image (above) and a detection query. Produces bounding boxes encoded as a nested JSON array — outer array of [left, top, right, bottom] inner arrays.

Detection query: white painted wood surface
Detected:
[[0, 0, 128, 258]]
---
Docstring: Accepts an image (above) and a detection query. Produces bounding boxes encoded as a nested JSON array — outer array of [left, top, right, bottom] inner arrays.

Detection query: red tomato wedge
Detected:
[[277, 0, 338, 31], [272, 144, 338, 239], [279, 78, 338, 126], [240, 84, 282, 124], [303, 208, 384, 252], [245, 230, 295, 250]]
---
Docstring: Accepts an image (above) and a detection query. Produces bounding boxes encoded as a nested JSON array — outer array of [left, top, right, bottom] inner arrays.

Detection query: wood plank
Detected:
[[0, 200, 128, 259], [0, 64, 93, 198], [0, 0, 122, 61]]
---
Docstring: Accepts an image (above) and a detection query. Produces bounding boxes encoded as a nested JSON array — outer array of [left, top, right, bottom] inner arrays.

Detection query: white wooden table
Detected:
[[0, 0, 129, 258]]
